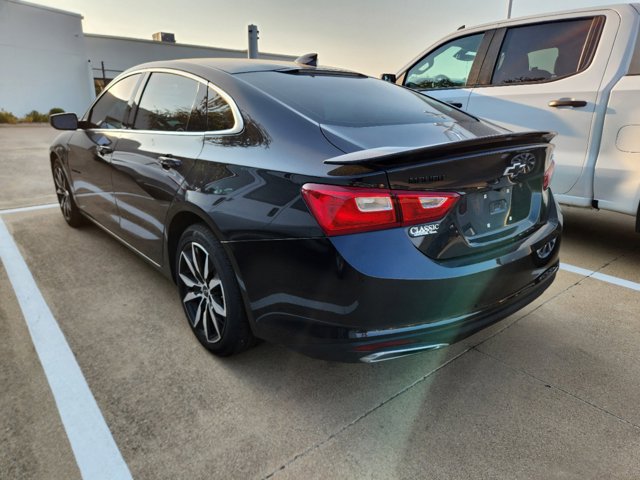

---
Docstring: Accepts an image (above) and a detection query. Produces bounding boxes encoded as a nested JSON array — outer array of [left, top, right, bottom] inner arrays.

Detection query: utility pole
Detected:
[[248, 24, 259, 59], [506, 0, 513, 18]]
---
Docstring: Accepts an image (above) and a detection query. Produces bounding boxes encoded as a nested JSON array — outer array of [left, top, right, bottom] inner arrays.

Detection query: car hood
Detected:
[[320, 119, 509, 153]]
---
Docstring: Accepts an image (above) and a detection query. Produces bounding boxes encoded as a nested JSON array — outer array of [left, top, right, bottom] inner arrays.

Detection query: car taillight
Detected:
[[300, 184, 398, 235], [301, 183, 459, 236], [395, 192, 459, 225], [543, 157, 555, 190]]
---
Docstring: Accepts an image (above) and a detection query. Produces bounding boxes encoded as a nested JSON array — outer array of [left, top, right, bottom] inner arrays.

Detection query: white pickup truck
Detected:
[[386, 3, 640, 231]]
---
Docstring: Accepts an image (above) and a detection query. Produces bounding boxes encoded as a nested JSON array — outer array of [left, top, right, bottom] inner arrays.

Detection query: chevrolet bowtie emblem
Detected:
[[503, 152, 536, 181]]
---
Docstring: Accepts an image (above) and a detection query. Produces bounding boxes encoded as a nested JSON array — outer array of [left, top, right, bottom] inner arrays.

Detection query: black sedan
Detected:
[[49, 58, 561, 362]]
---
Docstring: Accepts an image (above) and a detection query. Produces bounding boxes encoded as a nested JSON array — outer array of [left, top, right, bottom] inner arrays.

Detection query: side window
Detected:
[[205, 86, 235, 131], [492, 18, 595, 85], [404, 33, 484, 90], [133, 73, 200, 131], [629, 23, 640, 75], [89, 74, 141, 129], [191, 84, 236, 132], [186, 84, 208, 131]]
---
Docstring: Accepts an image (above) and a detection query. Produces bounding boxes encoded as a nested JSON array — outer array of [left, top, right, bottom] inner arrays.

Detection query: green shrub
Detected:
[[0, 108, 63, 124], [22, 110, 49, 123], [0, 110, 18, 124]]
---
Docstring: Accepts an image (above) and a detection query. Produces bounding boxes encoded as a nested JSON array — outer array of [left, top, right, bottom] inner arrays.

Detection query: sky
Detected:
[[27, 0, 634, 76]]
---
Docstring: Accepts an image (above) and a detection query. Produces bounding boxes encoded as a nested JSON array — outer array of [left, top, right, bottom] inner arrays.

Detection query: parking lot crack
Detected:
[[262, 346, 473, 479], [263, 261, 632, 478], [472, 347, 640, 431]]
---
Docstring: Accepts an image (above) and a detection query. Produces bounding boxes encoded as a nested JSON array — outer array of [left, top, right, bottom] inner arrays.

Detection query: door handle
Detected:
[[548, 99, 587, 108], [158, 156, 182, 170], [447, 102, 463, 108], [96, 145, 113, 155]]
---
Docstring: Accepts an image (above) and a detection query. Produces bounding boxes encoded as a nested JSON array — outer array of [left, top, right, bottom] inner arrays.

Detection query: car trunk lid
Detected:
[[324, 131, 555, 260]]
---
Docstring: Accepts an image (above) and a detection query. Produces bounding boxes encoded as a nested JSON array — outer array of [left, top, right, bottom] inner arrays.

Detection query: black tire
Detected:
[[176, 224, 254, 356], [52, 158, 84, 227]]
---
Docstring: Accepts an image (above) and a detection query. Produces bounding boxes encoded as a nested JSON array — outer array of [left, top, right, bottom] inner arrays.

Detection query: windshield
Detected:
[[239, 70, 475, 127]]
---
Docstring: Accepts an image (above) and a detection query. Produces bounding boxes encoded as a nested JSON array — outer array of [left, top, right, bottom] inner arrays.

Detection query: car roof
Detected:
[[125, 58, 360, 76]]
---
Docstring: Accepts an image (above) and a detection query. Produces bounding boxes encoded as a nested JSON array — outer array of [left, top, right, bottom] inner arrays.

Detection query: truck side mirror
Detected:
[[50, 113, 79, 130], [380, 73, 397, 83]]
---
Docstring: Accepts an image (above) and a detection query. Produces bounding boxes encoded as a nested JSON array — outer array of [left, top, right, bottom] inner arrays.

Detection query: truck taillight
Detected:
[[301, 184, 458, 236], [543, 158, 555, 190]]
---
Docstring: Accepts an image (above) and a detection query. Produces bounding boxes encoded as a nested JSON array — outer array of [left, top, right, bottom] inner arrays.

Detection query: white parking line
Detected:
[[0, 218, 132, 480], [560, 262, 640, 292], [0, 203, 59, 215]]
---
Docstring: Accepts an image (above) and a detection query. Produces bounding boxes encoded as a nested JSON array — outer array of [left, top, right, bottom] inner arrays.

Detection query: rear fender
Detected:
[[163, 201, 257, 327]]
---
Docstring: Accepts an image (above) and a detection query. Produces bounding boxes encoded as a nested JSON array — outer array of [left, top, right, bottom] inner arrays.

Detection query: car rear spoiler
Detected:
[[323, 131, 555, 167]]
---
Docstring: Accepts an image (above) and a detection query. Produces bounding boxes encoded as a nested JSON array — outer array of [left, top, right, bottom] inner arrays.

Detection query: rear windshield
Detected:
[[239, 71, 475, 127]]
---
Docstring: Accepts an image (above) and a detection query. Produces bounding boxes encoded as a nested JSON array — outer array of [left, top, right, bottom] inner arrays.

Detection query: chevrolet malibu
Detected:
[[49, 58, 561, 362]]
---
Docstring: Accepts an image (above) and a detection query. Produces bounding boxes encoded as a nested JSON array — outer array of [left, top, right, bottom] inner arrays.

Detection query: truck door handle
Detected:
[[158, 155, 182, 170], [96, 145, 113, 155], [447, 101, 463, 108], [548, 99, 587, 108]]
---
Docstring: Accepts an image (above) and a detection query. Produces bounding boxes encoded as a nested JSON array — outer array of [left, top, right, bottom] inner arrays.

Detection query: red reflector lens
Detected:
[[301, 184, 398, 236], [396, 192, 459, 225], [302, 183, 459, 236], [543, 158, 555, 190]]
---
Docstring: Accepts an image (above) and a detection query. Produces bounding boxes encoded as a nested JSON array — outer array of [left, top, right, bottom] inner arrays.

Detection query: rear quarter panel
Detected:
[[176, 77, 388, 241]]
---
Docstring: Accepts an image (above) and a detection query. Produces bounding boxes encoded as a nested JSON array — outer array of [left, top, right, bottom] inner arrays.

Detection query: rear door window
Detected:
[[404, 33, 484, 89], [133, 73, 201, 131], [89, 74, 141, 129], [491, 18, 597, 85]]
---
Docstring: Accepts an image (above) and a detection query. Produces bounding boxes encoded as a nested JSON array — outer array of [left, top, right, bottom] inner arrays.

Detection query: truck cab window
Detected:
[[492, 18, 595, 85], [405, 33, 484, 90]]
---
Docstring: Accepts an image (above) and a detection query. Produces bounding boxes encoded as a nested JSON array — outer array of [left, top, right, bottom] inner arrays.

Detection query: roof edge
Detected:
[[465, 2, 639, 33], [9, 0, 83, 19], [82, 33, 296, 59]]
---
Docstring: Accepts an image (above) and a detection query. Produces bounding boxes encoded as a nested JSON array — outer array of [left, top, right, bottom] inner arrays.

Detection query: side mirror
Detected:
[[50, 112, 78, 130], [380, 73, 397, 83]]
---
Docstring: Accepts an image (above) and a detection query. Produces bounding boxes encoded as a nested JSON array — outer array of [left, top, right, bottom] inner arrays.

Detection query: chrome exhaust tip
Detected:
[[360, 343, 449, 363]]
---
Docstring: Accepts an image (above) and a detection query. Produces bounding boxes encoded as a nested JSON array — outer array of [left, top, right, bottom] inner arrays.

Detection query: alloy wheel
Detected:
[[53, 165, 72, 220], [178, 242, 227, 343]]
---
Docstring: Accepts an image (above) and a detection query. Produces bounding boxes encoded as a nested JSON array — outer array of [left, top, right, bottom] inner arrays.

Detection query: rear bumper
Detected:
[[287, 262, 557, 362], [226, 194, 562, 362]]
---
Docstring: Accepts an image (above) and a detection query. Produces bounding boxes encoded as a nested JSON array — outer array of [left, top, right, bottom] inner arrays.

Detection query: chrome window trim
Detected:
[[87, 67, 244, 136]]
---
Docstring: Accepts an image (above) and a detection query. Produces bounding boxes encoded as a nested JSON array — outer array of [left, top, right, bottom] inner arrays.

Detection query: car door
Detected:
[[401, 31, 492, 110], [110, 71, 213, 264], [466, 15, 613, 195], [67, 73, 143, 230]]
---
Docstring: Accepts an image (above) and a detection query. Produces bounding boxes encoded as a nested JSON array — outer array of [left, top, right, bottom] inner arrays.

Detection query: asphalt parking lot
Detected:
[[1, 124, 639, 479]]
